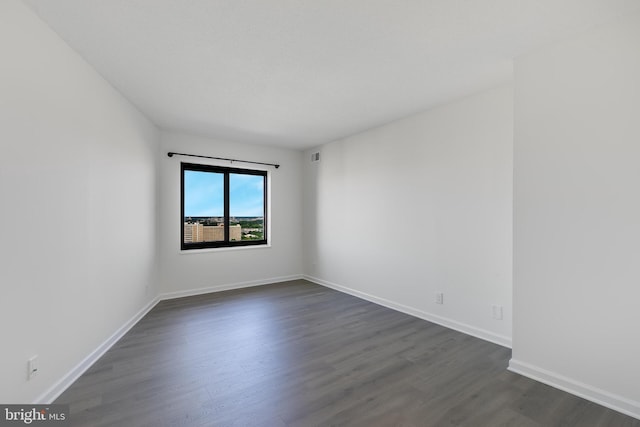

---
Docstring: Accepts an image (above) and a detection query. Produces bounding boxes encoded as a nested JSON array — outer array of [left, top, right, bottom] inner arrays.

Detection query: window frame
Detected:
[[180, 162, 268, 250]]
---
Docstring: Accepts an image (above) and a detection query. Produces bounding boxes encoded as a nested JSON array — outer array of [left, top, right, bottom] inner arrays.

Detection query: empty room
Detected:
[[1, 0, 639, 426]]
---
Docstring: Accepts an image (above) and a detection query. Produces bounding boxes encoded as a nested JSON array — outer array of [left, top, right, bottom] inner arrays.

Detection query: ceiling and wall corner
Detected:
[[20, 0, 640, 149]]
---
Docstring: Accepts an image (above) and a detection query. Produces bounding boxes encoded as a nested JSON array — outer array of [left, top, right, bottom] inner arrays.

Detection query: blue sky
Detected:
[[184, 171, 264, 217]]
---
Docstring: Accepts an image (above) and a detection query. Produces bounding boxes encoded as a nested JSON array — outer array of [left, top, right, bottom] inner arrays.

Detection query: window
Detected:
[[181, 163, 267, 250]]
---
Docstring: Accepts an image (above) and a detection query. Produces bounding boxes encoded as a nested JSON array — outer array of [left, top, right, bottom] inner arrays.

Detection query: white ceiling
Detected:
[[22, 0, 640, 150]]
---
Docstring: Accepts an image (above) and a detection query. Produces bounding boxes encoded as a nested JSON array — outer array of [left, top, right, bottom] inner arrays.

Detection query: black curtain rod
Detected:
[[167, 152, 279, 169]]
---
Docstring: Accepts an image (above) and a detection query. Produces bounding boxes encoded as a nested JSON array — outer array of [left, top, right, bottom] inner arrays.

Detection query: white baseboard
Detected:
[[508, 359, 640, 420], [35, 274, 304, 404], [158, 274, 304, 301], [35, 295, 160, 404], [304, 275, 511, 348], [34, 274, 640, 422]]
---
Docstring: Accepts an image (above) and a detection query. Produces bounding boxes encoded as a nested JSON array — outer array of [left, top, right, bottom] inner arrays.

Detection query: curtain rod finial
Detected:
[[167, 152, 174, 157]]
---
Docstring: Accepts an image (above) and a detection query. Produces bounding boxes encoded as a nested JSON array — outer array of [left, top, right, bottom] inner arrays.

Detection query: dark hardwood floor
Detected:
[[56, 280, 640, 426]]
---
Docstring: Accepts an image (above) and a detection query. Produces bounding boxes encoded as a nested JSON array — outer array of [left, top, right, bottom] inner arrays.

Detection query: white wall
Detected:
[[303, 84, 514, 346], [158, 131, 303, 296], [0, 0, 159, 403], [7, 0, 638, 418], [510, 14, 640, 418]]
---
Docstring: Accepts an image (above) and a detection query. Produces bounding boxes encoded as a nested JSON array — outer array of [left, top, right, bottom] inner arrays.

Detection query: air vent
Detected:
[[311, 152, 320, 162]]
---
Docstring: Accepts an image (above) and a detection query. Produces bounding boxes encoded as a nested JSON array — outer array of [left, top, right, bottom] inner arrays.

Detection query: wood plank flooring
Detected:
[[55, 280, 640, 426]]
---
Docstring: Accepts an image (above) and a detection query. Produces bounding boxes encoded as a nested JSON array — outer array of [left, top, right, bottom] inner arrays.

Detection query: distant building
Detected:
[[184, 222, 241, 243]]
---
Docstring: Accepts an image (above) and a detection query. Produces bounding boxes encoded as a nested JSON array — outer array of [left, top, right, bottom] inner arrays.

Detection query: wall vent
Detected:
[[311, 152, 320, 162]]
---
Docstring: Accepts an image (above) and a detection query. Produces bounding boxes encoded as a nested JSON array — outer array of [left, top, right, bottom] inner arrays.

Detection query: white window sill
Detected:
[[179, 243, 271, 255]]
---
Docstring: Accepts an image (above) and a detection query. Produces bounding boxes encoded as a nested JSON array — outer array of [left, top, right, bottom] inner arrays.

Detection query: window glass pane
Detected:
[[183, 170, 225, 243], [229, 173, 265, 242]]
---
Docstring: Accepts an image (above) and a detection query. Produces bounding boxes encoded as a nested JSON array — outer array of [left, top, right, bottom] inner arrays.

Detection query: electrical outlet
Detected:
[[27, 355, 38, 380], [435, 293, 444, 305], [492, 305, 503, 320]]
